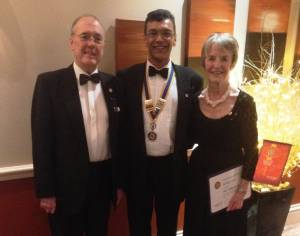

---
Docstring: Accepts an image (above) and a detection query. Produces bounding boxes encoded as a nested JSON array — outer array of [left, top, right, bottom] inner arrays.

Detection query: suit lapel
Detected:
[[132, 63, 147, 154], [173, 64, 190, 151], [99, 72, 117, 129], [60, 65, 88, 150], [100, 72, 113, 112]]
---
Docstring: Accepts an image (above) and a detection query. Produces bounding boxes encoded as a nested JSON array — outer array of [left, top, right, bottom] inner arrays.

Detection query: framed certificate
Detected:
[[253, 140, 292, 185], [209, 166, 251, 213]]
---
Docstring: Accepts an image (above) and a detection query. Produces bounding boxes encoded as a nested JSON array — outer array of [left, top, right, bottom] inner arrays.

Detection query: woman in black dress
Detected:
[[184, 33, 259, 236]]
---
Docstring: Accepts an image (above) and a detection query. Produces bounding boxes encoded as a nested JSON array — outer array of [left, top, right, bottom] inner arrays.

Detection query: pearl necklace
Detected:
[[201, 87, 231, 108]]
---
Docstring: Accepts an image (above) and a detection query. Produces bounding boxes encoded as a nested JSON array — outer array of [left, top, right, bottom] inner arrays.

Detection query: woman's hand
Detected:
[[226, 179, 249, 211]]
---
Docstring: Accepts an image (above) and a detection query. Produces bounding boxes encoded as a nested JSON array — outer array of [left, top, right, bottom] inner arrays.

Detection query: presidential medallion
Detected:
[[148, 131, 157, 141]]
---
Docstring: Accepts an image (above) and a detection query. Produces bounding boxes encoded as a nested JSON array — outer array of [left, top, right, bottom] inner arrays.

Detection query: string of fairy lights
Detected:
[[241, 51, 300, 192]]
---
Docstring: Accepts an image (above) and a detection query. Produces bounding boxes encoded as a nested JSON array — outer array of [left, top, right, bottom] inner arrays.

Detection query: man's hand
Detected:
[[115, 189, 125, 208], [40, 197, 56, 214]]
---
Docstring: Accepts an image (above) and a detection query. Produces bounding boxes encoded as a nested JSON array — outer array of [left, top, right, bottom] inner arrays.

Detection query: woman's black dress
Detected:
[[184, 90, 258, 236]]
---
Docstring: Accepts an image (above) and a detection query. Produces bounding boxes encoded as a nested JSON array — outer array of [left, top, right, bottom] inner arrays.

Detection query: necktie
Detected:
[[148, 66, 169, 79], [79, 73, 101, 85]]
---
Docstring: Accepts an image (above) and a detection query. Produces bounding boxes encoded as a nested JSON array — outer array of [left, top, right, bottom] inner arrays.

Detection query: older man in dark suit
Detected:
[[117, 9, 203, 236], [31, 14, 122, 236]]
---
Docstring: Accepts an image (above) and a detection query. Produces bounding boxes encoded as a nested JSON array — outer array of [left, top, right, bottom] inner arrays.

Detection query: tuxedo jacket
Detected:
[[31, 65, 121, 213], [117, 62, 203, 200]]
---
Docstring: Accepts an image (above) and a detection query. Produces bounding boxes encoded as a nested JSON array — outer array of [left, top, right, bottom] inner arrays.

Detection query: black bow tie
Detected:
[[79, 73, 101, 85], [148, 66, 168, 79]]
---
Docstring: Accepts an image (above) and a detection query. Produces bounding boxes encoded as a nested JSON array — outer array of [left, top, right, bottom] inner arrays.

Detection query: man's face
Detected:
[[69, 16, 105, 74], [144, 19, 176, 68]]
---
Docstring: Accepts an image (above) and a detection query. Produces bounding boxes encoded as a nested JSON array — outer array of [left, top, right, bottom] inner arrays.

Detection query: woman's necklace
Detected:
[[201, 86, 231, 108]]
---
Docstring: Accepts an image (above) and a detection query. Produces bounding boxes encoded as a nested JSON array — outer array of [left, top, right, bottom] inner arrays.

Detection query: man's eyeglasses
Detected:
[[75, 33, 104, 44], [145, 30, 174, 39]]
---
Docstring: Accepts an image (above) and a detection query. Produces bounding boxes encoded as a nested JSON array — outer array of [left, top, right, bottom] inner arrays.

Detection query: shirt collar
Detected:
[[146, 59, 171, 70], [73, 62, 99, 82], [146, 59, 172, 79]]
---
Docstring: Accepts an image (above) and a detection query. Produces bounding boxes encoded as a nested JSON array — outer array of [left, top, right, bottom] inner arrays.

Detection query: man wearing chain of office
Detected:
[[117, 9, 203, 236]]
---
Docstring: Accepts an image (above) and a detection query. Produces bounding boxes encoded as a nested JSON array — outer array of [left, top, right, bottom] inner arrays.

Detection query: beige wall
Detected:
[[0, 0, 186, 167]]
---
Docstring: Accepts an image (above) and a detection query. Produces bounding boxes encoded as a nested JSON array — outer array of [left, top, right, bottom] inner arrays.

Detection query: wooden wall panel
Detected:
[[248, 0, 291, 33], [185, 0, 292, 58], [115, 19, 147, 71], [296, 16, 300, 58], [186, 0, 235, 58]]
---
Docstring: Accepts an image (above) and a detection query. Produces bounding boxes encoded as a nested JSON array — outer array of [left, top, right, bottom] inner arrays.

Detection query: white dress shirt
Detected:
[[73, 62, 111, 162], [143, 60, 178, 156]]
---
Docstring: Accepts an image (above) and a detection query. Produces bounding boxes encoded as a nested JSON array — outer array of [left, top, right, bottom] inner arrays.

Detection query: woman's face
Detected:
[[204, 43, 233, 84]]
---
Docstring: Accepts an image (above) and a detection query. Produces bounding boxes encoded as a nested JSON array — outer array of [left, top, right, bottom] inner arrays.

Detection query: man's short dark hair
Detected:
[[144, 9, 176, 35]]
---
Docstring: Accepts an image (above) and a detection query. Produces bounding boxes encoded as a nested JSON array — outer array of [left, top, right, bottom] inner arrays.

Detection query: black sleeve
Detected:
[[31, 75, 56, 198], [187, 93, 200, 149], [114, 72, 129, 191], [191, 71, 204, 94], [240, 95, 259, 180]]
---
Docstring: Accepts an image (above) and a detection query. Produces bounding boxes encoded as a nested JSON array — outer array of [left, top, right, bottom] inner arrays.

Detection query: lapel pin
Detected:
[[114, 106, 120, 112], [109, 88, 113, 93], [185, 93, 189, 98]]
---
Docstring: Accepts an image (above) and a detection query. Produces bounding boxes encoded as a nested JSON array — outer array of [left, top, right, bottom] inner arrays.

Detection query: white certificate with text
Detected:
[[209, 166, 251, 213]]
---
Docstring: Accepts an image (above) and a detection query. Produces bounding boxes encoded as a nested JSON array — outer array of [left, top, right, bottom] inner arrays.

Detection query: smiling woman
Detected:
[[185, 1, 300, 229], [184, 33, 259, 236]]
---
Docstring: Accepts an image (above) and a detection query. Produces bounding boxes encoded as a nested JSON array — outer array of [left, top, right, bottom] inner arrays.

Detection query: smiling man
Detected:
[[117, 9, 203, 236], [32, 15, 122, 236]]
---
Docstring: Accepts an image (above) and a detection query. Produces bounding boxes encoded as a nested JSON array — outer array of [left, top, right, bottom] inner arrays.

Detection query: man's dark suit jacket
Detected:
[[31, 65, 121, 213], [117, 62, 203, 201]]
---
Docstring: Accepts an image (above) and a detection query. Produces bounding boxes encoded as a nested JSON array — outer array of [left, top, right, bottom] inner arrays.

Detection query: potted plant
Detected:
[[241, 41, 300, 236]]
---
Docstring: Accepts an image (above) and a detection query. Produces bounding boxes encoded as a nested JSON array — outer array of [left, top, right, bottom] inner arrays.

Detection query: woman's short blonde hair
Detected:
[[201, 33, 239, 69]]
